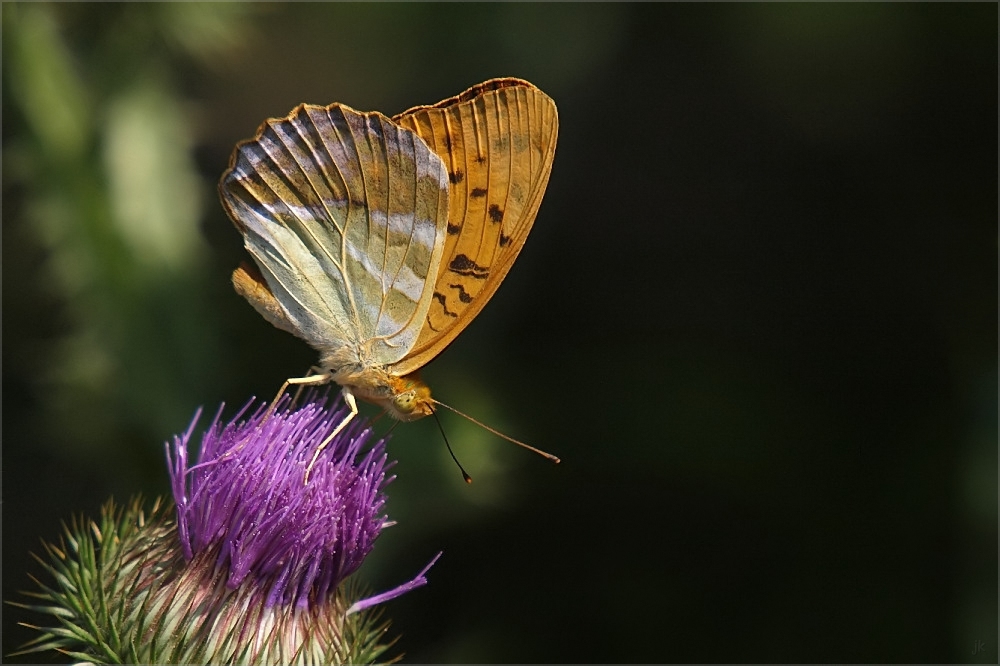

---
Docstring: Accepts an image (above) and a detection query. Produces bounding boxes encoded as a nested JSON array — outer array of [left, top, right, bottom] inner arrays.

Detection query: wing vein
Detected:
[[283, 111, 347, 275], [495, 87, 515, 270], [331, 107, 364, 337]]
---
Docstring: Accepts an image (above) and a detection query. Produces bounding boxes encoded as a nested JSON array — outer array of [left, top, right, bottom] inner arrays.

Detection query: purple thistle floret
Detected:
[[166, 393, 409, 610]]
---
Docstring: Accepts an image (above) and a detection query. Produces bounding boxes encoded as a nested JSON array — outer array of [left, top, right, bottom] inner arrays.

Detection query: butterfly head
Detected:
[[384, 374, 434, 422]]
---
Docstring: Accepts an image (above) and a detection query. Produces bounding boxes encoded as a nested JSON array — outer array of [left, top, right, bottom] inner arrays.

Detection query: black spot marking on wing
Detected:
[[448, 254, 490, 279], [432, 291, 458, 317], [449, 283, 473, 303], [488, 204, 504, 223]]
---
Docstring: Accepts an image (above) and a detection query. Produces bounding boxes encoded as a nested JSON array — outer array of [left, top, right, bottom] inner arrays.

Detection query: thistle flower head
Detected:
[[168, 395, 392, 609], [13, 393, 439, 665]]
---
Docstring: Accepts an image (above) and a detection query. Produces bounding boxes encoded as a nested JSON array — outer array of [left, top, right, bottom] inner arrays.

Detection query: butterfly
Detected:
[[219, 78, 558, 476]]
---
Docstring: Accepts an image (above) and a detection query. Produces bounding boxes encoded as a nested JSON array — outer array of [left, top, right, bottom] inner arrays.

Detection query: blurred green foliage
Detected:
[[4, 3, 996, 663]]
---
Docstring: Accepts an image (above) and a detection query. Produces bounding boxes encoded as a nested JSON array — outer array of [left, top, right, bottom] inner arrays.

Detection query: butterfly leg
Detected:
[[304, 388, 358, 484], [217, 373, 335, 462], [263, 372, 333, 426], [290, 366, 326, 409]]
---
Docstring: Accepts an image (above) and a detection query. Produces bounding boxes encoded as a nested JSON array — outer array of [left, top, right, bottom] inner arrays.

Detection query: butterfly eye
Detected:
[[393, 391, 418, 414]]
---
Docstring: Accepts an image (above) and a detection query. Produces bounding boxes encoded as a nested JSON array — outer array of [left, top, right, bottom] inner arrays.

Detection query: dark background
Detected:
[[3, 3, 996, 663]]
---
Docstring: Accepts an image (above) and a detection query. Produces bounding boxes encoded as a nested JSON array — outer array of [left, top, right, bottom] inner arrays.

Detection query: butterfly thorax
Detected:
[[320, 348, 433, 422]]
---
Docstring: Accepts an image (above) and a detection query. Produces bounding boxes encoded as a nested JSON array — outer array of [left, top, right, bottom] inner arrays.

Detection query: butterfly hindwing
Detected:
[[390, 78, 558, 375], [220, 103, 450, 365]]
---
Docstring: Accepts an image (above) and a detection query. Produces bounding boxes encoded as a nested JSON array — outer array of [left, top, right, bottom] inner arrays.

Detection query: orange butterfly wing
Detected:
[[389, 78, 558, 376]]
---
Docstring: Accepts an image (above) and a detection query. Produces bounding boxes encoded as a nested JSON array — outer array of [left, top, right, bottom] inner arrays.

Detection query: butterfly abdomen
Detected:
[[232, 263, 301, 338]]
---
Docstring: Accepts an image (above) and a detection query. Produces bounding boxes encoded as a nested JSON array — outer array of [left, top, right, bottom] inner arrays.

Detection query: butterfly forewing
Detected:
[[220, 103, 450, 366], [390, 79, 558, 375]]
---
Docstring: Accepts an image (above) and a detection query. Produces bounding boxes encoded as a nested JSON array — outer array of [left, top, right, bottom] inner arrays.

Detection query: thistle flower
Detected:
[[12, 394, 439, 665]]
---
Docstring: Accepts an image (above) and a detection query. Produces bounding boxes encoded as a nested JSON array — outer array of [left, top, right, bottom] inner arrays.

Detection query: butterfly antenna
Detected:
[[431, 399, 561, 464], [430, 407, 473, 484]]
